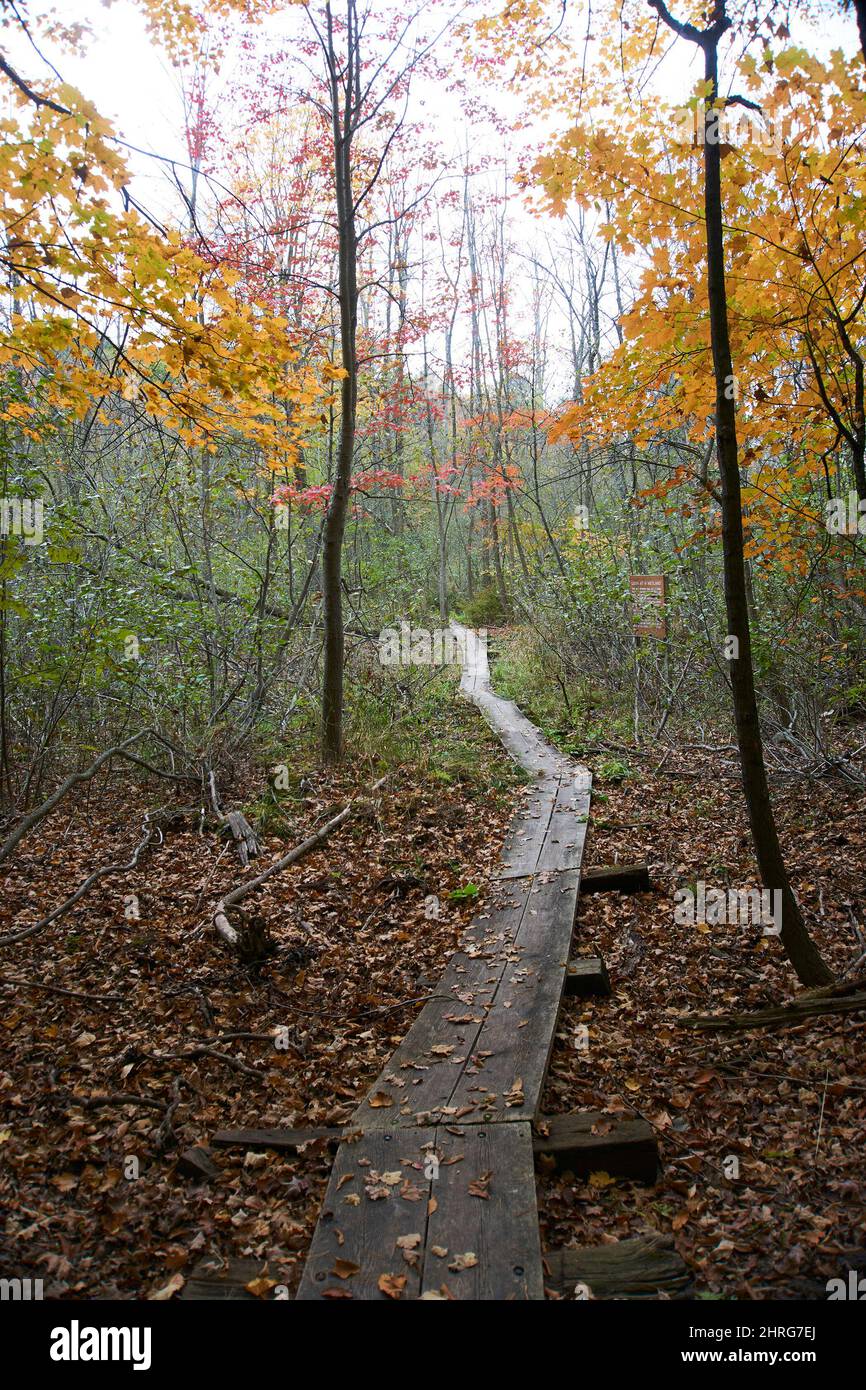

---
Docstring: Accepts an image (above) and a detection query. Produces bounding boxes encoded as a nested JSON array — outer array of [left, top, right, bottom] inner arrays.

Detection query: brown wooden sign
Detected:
[[630, 574, 667, 638]]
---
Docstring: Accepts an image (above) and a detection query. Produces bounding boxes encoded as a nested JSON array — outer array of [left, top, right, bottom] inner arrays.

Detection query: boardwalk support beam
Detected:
[[534, 1111, 658, 1183], [580, 863, 650, 894], [545, 1235, 689, 1299]]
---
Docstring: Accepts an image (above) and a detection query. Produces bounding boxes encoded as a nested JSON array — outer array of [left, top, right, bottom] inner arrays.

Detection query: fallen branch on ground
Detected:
[[60, 1091, 167, 1113], [0, 812, 159, 947], [678, 982, 866, 1032], [213, 776, 387, 959], [208, 771, 260, 867], [0, 729, 191, 866], [0, 976, 125, 1005]]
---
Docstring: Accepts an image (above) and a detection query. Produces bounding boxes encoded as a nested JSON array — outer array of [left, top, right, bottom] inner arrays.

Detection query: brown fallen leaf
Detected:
[[468, 1170, 491, 1199], [331, 1258, 361, 1279], [148, 1272, 185, 1301], [378, 1272, 407, 1299], [245, 1276, 277, 1298], [504, 1077, 524, 1107], [368, 1091, 394, 1108], [448, 1251, 478, 1271]]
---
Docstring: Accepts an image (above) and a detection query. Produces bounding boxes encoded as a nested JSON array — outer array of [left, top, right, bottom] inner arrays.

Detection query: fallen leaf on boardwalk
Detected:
[[396, 1233, 421, 1250], [378, 1273, 406, 1299], [245, 1276, 277, 1297], [148, 1273, 185, 1300], [468, 1171, 492, 1198], [400, 1179, 423, 1200], [420, 1287, 452, 1299], [343, 1193, 361, 1206], [431, 1245, 448, 1257], [448, 1251, 478, 1271], [380, 1171, 402, 1185], [369, 1091, 394, 1108], [331, 1259, 360, 1279], [430, 1045, 454, 1056], [322, 1288, 353, 1299], [504, 1077, 525, 1107]]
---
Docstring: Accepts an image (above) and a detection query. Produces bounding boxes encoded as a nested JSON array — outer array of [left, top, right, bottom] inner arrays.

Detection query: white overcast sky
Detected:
[[5, 0, 859, 397], [14, 0, 855, 219]]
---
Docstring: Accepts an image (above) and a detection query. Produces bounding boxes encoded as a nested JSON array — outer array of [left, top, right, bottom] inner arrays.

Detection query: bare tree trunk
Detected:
[[319, 1, 360, 763], [651, 0, 833, 986]]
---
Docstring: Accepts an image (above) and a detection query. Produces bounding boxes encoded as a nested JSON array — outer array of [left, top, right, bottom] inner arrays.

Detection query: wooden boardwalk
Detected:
[[297, 625, 592, 1300]]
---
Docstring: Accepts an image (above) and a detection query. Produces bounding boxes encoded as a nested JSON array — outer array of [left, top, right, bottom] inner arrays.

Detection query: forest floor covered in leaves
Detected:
[[539, 740, 866, 1300], [0, 691, 522, 1298], [3, 653, 865, 1302]]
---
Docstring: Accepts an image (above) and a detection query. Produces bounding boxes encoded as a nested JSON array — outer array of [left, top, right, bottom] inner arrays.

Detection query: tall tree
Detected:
[[648, 0, 833, 985], [304, 0, 443, 761]]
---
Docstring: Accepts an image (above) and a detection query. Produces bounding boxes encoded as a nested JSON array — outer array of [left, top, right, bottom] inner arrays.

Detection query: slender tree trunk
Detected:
[[320, 3, 359, 763], [651, 0, 833, 985]]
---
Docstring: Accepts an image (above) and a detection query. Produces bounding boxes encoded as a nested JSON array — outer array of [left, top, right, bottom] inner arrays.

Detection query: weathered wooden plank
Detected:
[[446, 872, 581, 1123], [296, 1128, 437, 1300], [498, 776, 560, 878], [354, 878, 540, 1127], [211, 1127, 343, 1151], [297, 626, 596, 1300], [565, 955, 612, 998], [544, 1235, 689, 1299], [536, 811, 589, 874], [580, 863, 650, 894], [421, 1122, 543, 1300], [534, 1112, 658, 1182], [536, 772, 592, 875]]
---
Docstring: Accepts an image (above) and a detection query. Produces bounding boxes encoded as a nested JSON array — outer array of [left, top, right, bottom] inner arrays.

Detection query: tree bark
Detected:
[[649, 0, 833, 986], [320, 0, 360, 763]]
